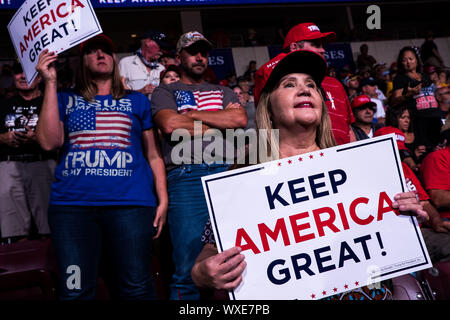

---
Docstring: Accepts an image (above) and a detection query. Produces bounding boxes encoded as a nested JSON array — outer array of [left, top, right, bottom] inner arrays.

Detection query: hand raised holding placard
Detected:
[[8, 0, 101, 85], [35, 49, 58, 84]]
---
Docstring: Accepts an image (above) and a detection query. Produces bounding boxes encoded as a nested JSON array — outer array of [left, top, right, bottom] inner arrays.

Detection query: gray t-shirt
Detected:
[[151, 81, 240, 170], [244, 101, 256, 130]]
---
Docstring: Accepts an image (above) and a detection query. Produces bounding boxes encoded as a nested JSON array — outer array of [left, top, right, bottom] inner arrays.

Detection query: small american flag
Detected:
[[68, 109, 132, 149], [175, 90, 224, 113]]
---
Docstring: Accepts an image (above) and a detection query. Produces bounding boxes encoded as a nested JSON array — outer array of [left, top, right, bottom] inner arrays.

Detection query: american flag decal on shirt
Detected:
[[175, 90, 224, 113], [68, 109, 132, 149]]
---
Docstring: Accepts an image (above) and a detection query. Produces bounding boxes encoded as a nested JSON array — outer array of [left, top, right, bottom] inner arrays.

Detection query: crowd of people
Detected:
[[0, 20, 449, 300]]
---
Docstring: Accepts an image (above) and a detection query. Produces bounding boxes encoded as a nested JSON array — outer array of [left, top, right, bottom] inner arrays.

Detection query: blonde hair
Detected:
[[76, 54, 125, 102], [255, 92, 280, 162], [255, 86, 336, 163]]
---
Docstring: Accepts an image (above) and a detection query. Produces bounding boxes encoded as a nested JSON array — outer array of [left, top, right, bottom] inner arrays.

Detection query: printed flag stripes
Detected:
[[68, 109, 132, 149], [175, 90, 224, 113]]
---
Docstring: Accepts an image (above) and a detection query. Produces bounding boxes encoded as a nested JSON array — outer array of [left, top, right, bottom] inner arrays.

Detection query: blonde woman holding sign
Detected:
[[191, 50, 428, 300]]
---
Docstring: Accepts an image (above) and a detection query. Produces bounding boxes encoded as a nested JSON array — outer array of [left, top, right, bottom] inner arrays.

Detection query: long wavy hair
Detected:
[[255, 84, 336, 163], [76, 53, 125, 102], [386, 105, 413, 133]]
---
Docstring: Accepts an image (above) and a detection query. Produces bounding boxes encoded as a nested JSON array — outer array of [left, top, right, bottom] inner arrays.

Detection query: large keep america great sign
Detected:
[[202, 134, 432, 300]]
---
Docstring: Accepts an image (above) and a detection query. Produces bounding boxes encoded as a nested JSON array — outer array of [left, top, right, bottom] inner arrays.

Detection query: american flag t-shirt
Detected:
[[175, 90, 224, 113], [68, 109, 132, 149]]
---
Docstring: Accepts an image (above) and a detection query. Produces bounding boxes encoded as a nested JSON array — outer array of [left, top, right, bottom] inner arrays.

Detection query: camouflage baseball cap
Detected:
[[176, 31, 212, 53]]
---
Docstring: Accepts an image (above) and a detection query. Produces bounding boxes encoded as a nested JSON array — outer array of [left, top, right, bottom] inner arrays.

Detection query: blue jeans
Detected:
[[48, 205, 156, 300], [167, 163, 229, 300]]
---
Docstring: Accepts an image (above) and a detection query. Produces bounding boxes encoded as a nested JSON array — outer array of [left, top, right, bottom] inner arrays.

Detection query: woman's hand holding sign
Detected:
[[392, 191, 428, 223], [35, 49, 58, 84], [35, 49, 64, 151], [191, 244, 246, 290]]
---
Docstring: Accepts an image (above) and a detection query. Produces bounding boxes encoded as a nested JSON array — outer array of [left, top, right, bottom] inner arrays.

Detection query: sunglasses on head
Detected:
[[184, 43, 209, 57]]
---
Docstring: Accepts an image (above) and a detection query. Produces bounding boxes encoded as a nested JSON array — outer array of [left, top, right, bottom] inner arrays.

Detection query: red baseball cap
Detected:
[[79, 34, 115, 55], [351, 94, 377, 110], [160, 64, 181, 81], [283, 23, 336, 50], [425, 65, 438, 74], [374, 126, 408, 151], [254, 50, 327, 107]]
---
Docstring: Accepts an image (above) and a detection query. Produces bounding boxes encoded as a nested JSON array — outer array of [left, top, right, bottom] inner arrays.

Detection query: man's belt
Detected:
[[0, 154, 56, 162]]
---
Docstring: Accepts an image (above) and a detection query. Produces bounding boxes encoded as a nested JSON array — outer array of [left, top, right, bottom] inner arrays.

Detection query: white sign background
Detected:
[[202, 134, 432, 300], [8, 0, 102, 85]]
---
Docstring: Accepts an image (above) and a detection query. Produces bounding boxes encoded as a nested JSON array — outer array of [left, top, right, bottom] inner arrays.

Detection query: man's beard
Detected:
[[183, 63, 206, 80]]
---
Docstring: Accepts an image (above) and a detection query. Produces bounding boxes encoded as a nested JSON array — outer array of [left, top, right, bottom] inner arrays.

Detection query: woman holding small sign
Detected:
[[191, 50, 428, 300], [35, 35, 168, 300]]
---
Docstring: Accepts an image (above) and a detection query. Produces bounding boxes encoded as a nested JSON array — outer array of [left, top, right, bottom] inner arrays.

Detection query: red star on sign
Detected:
[[344, 284, 348, 289], [298, 157, 303, 162], [333, 288, 338, 292], [309, 155, 313, 159], [320, 152, 324, 157], [355, 281, 359, 286], [322, 290, 327, 295], [288, 160, 292, 164], [311, 294, 316, 299]]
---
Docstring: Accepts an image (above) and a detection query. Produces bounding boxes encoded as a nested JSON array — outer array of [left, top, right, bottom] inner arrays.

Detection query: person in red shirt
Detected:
[[282, 22, 356, 145], [421, 131, 450, 221], [420, 128, 450, 262], [375, 126, 450, 262]]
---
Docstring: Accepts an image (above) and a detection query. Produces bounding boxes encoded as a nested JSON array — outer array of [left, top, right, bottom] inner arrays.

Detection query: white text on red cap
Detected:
[[266, 59, 281, 70], [395, 134, 405, 142], [308, 25, 320, 32]]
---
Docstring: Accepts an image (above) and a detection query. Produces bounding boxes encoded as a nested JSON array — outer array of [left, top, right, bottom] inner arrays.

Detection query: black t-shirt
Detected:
[[0, 94, 56, 157], [393, 73, 441, 149], [375, 78, 387, 95], [393, 73, 440, 117]]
